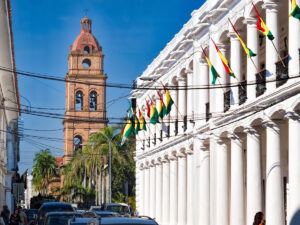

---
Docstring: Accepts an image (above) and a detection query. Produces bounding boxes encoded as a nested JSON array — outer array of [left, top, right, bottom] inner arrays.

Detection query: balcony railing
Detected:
[[224, 90, 230, 112], [142, 140, 145, 150], [276, 55, 289, 87], [239, 80, 247, 105], [159, 130, 163, 141], [256, 69, 266, 97], [153, 133, 156, 145], [147, 137, 150, 148], [175, 119, 178, 136], [206, 102, 211, 121], [167, 125, 170, 138], [183, 116, 187, 131]]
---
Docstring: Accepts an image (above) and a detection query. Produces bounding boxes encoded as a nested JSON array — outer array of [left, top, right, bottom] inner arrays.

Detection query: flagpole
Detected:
[[250, 57, 264, 80], [270, 40, 286, 67], [217, 78, 226, 93]]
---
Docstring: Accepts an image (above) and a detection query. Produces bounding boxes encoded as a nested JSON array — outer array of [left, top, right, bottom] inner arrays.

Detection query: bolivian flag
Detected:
[[290, 0, 300, 19], [252, 3, 274, 40], [211, 39, 236, 78], [157, 91, 166, 119], [138, 108, 146, 131], [146, 101, 151, 118], [162, 84, 174, 115], [228, 19, 256, 58], [133, 111, 140, 134], [149, 97, 159, 124], [201, 47, 220, 85], [119, 118, 134, 146]]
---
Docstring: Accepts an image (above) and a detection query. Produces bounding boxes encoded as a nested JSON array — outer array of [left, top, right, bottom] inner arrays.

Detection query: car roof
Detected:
[[100, 217, 157, 224]]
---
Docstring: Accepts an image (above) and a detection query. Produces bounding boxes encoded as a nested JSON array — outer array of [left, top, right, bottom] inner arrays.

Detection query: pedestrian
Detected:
[[0, 205, 10, 225], [17, 207, 27, 225], [128, 204, 133, 216], [253, 211, 265, 225], [9, 209, 20, 225]]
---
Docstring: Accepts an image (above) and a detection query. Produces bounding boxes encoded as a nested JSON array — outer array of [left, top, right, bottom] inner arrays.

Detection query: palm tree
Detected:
[[32, 149, 57, 195]]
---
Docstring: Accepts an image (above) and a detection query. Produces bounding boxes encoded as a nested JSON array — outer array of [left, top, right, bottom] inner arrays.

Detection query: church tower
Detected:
[[64, 17, 108, 164]]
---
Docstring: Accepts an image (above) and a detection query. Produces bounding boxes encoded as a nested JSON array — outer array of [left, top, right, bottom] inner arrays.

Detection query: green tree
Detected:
[[32, 149, 57, 195]]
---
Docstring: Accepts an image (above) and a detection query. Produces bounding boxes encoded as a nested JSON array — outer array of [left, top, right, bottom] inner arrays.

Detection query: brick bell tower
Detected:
[[64, 17, 108, 164]]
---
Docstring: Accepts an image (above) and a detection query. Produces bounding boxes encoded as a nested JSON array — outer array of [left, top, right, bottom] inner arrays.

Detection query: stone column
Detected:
[[144, 163, 150, 216], [285, 112, 300, 224], [229, 133, 245, 225], [263, 1, 279, 91], [244, 126, 263, 225], [170, 85, 178, 137], [169, 153, 178, 225], [186, 148, 194, 225], [139, 166, 145, 215], [187, 71, 194, 130], [155, 159, 163, 224], [178, 76, 187, 134], [177, 150, 187, 225], [199, 143, 210, 225], [244, 17, 259, 101], [263, 119, 284, 225], [149, 162, 156, 218], [229, 31, 242, 106], [198, 57, 209, 125], [162, 156, 170, 225], [288, 1, 300, 84], [215, 138, 229, 225]]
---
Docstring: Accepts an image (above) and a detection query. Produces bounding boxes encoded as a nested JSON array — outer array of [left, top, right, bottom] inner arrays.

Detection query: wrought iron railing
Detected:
[[153, 133, 156, 145], [167, 125, 170, 138], [256, 69, 266, 97], [239, 80, 247, 105], [175, 119, 178, 136], [206, 102, 211, 122], [183, 116, 187, 131], [224, 90, 230, 112], [160, 130, 163, 141], [276, 55, 289, 87]]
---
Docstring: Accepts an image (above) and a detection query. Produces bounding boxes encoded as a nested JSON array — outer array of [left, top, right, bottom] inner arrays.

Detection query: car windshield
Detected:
[[46, 215, 79, 225], [106, 206, 129, 214], [41, 205, 74, 218]]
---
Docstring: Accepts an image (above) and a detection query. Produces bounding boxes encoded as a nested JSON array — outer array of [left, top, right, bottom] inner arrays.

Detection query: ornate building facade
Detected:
[[64, 17, 108, 164], [133, 0, 300, 225]]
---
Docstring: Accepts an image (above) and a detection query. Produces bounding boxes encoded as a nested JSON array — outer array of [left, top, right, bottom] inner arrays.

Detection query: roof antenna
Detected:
[[84, 8, 88, 17]]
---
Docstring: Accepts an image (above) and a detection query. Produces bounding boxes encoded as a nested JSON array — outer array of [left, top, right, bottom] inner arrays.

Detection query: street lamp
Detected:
[[101, 129, 121, 203]]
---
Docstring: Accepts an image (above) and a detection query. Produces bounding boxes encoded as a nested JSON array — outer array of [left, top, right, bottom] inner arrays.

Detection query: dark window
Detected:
[[153, 133, 156, 145], [256, 70, 266, 97], [183, 116, 187, 131], [74, 135, 82, 151], [205, 102, 211, 122], [89, 91, 97, 111], [276, 55, 289, 88], [224, 91, 231, 112], [83, 46, 90, 54], [175, 119, 178, 136], [82, 58, 91, 68], [75, 91, 83, 110], [239, 81, 247, 105]]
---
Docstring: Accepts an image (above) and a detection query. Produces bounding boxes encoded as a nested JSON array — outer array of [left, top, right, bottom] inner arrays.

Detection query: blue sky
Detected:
[[11, 0, 204, 174]]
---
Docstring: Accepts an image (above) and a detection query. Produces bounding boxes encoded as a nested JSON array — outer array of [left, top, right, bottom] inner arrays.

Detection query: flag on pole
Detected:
[[138, 108, 147, 131], [289, 0, 300, 19], [133, 112, 140, 134], [252, 3, 274, 40], [228, 19, 257, 58], [157, 91, 167, 119], [149, 97, 159, 124], [161, 84, 174, 115], [119, 118, 134, 146], [146, 101, 151, 118], [201, 47, 221, 85]]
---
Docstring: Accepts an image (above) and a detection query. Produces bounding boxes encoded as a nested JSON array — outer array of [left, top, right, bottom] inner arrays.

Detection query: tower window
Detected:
[[75, 91, 83, 110], [74, 135, 82, 151], [82, 58, 91, 68], [84, 46, 90, 54], [89, 91, 97, 111]]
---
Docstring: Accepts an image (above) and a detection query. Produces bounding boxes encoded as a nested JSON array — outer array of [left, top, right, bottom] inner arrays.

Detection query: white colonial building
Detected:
[[133, 0, 300, 225], [0, 0, 21, 213]]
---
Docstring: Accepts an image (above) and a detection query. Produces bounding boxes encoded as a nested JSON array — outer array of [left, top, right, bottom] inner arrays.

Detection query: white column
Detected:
[[178, 76, 187, 134], [187, 71, 194, 130], [170, 85, 178, 137], [155, 159, 163, 224], [244, 17, 259, 101], [177, 151, 187, 225], [215, 44, 227, 113], [229, 31, 242, 106], [286, 112, 300, 225], [229, 133, 245, 225], [209, 137, 217, 225], [149, 162, 156, 218], [245, 126, 263, 225], [215, 138, 229, 225], [263, 119, 284, 225], [144, 164, 150, 216], [162, 157, 170, 225], [288, 1, 300, 84], [169, 154, 178, 225], [139, 167, 145, 215], [186, 149, 194, 225], [199, 143, 210, 225], [263, 1, 279, 91]]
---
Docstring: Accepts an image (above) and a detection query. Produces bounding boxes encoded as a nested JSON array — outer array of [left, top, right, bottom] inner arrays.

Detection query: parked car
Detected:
[[26, 209, 38, 224], [99, 203, 131, 217], [68, 216, 158, 225], [37, 202, 75, 225], [43, 212, 81, 225], [93, 211, 118, 218]]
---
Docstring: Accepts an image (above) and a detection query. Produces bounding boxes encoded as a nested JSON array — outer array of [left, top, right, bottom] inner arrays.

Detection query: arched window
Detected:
[[74, 135, 82, 151], [84, 46, 90, 54], [75, 91, 83, 110], [82, 58, 91, 68], [89, 91, 97, 111]]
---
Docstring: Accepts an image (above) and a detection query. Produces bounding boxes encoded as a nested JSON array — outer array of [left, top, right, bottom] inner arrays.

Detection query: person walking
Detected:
[[17, 207, 27, 225], [0, 206, 10, 225], [9, 209, 20, 225], [253, 212, 265, 225]]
